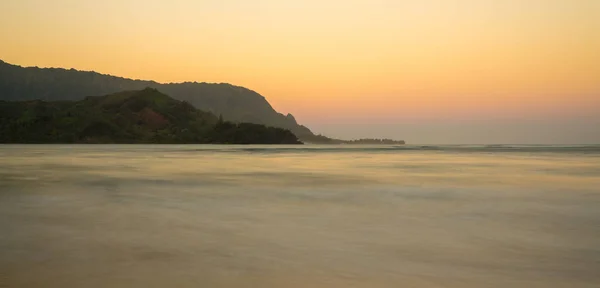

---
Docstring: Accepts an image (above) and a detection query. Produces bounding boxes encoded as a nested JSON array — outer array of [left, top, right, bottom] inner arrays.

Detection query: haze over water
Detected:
[[1, 145, 599, 287]]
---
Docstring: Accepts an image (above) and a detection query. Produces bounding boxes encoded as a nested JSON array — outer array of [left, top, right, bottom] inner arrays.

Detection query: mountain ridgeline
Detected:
[[0, 60, 405, 144], [0, 88, 301, 144], [0, 60, 318, 140]]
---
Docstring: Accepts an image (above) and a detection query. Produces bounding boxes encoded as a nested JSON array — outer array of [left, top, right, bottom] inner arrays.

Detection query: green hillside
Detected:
[[0, 60, 318, 141], [0, 88, 302, 144]]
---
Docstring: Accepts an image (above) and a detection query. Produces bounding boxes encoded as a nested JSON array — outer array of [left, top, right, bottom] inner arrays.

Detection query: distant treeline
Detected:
[[345, 138, 406, 145]]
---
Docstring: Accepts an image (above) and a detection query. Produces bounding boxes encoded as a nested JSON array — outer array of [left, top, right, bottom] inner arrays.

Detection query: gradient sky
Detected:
[[1, 0, 599, 143]]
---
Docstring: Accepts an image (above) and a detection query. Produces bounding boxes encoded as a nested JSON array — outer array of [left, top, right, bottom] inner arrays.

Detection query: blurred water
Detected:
[[1, 145, 599, 288]]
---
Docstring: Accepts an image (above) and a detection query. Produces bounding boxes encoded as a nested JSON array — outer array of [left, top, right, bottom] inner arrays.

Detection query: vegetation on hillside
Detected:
[[0, 60, 405, 144], [0, 60, 316, 140], [0, 88, 302, 144]]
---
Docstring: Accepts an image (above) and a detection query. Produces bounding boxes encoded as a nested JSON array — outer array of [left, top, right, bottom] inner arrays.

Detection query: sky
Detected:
[[1, 0, 599, 143]]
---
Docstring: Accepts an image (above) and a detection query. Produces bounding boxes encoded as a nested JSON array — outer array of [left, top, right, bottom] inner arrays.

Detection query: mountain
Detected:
[[0, 88, 302, 144], [0, 60, 318, 141]]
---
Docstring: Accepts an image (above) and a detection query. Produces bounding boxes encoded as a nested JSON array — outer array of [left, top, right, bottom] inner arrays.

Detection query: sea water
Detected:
[[1, 145, 599, 287]]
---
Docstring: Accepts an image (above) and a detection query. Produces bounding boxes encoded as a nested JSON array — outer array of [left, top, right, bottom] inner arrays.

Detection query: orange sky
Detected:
[[1, 0, 599, 143]]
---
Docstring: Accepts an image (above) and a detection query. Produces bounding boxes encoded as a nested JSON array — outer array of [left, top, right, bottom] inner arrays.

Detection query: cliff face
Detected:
[[155, 82, 315, 139], [0, 60, 314, 140]]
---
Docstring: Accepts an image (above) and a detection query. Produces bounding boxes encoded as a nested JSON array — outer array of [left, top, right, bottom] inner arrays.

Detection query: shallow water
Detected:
[[1, 145, 599, 288]]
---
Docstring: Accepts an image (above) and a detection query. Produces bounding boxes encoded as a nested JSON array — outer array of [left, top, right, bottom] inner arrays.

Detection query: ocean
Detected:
[[1, 145, 599, 287]]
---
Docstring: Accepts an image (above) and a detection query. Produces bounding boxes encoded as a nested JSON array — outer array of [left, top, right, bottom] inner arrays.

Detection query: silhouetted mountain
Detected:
[[0, 60, 318, 141], [0, 88, 302, 144], [0, 60, 405, 144]]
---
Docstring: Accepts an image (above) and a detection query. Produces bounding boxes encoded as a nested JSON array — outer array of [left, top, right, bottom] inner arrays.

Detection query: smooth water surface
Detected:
[[1, 145, 599, 287]]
